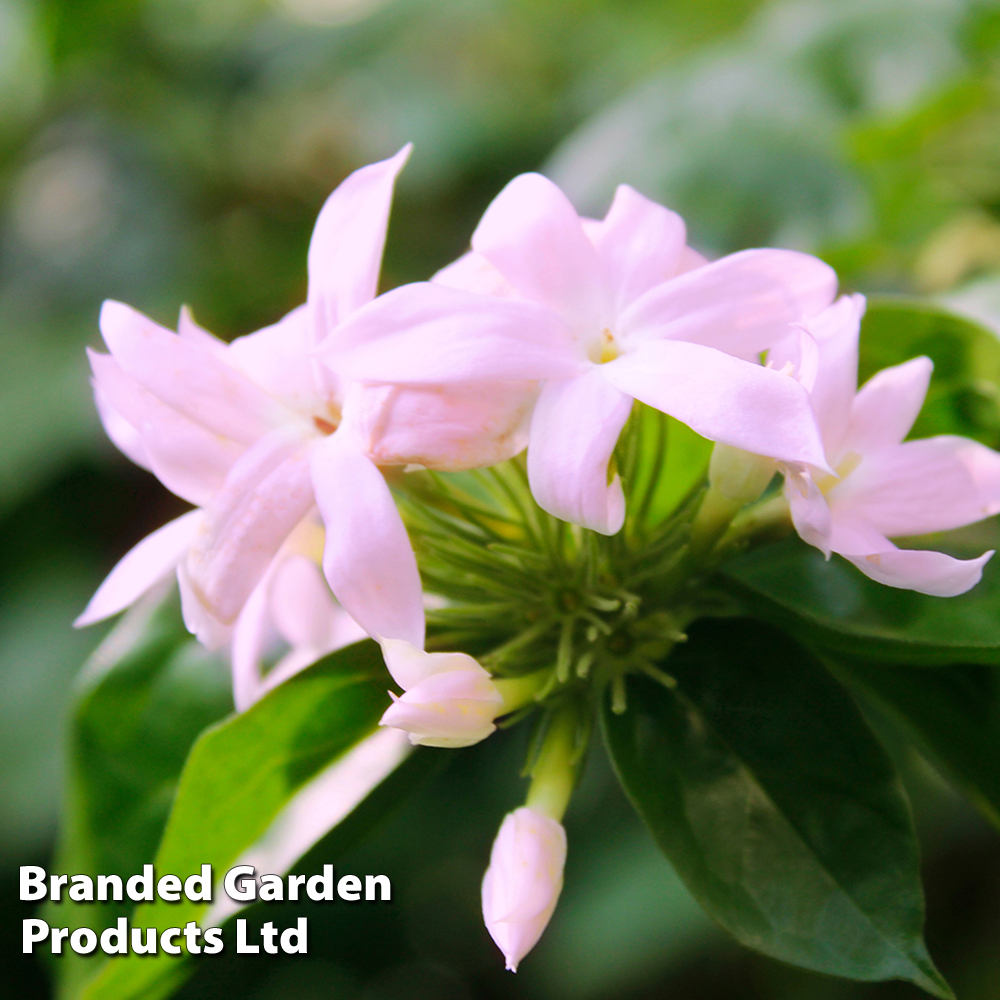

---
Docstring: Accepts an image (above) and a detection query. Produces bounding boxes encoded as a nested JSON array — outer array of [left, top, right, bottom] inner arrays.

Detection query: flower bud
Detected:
[[481, 807, 567, 972], [708, 443, 776, 506], [379, 640, 504, 747]]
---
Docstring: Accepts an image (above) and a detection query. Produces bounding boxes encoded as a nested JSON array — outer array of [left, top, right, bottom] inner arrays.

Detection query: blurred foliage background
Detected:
[[5, 0, 1000, 997]]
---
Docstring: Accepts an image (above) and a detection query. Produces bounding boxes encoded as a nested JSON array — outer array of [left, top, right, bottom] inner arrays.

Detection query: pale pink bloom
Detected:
[[78, 149, 425, 668], [378, 639, 503, 747], [481, 806, 567, 972], [780, 295, 1000, 596], [329, 173, 837, 534]]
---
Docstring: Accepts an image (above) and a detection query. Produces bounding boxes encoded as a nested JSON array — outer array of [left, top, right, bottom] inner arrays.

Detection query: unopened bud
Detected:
[[379, 639, 503, 747], [481, 807, 567, 972], [708, 443, 776, 506]]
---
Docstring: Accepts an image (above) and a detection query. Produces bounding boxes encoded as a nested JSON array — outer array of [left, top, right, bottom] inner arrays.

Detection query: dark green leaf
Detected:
[[602, 617, 950, 997], [861, 298, 1000, 448], [721, 533, 1000, 666], [832, 658, 1000, 830], [78, 638, 394, 1000]]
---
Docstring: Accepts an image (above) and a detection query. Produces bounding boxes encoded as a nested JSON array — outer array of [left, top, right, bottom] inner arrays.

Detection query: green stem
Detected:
[[525, 705, 582, 821], [494, 672, 547, 716]]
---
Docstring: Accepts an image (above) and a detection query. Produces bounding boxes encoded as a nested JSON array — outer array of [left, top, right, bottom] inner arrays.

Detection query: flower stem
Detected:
[[525, 705, 583, 821]]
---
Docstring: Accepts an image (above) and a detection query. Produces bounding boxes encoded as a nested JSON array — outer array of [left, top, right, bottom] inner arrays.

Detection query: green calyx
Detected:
[[394, 404, 793, 722]]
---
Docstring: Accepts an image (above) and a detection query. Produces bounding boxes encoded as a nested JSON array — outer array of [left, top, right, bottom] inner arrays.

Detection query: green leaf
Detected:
[[52, 588, 231, 1000], [721, 533, 1000, 665], [78, 638, 393, 1000], [832, 657, 1000, 830], [860, 298, 1000, 448], [602, 617, 951, 997]]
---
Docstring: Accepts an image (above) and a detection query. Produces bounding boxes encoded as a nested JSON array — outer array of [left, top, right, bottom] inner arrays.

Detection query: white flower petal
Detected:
[[783, 465, 832, 557], [527, 370, 632, 535], [74, 510, 202, 627], [471, 172, 610, 332], [311, 433, 425, 647], [604, 340, 829, 468]]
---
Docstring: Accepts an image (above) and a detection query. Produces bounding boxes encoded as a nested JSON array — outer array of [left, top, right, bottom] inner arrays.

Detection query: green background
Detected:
[[4, 0, 1000, 997]]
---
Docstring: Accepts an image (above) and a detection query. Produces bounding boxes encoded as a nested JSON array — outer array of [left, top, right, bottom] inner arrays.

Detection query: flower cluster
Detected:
[[78, 147, 1000, 973]]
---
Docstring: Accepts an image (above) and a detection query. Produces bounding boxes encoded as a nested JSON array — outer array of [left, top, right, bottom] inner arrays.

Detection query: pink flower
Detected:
[[77, 149, 426, 672], [780, 295, 1000, 595], [378, 639, 503, 747], [329, 174, 837, 533], [481, 806, 567, 972]]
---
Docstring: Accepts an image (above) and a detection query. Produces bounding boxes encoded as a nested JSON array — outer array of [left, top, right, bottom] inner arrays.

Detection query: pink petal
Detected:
[[92, 380, 150, 470], [344, 380, 537, 472], [432, 250, 515, 297], [803, 294, 865, 454], [307, 145, 411, 337], [228, 305, 335, 417], [592, 184, 687, 312], [604, 340, 829, 468], [845, 356, 933, 454], [311, 433, 425, 647], [471, 172, 611, 332], [186, 426, 316, 624], [619, 248, 838, 357], [100, 300, 283, 444], [830, 436, 1000, 538], [231, 572, 274, 712], [527, 370, 632, 535], [177, 305, 228, 355], [75, 510, 202, 627], [89, 349, 244, 506], [329, 282, 582, 382], [177, 561, 234, 650], [783, 466, 832, 557], [270, 553, 365, 652]]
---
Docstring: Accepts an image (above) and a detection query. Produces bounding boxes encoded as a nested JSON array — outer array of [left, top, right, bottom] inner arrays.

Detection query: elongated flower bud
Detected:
[[379, 640, 504, 747], [481, 806, 567, 972]]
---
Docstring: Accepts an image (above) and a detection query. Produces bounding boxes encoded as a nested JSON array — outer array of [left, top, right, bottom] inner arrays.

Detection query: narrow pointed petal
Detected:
[[329, 283, 581, 382], [845, 356, 933, 453], [604, 341, 829, 468], [482, 807, 567, 973], [228, 305, 333, 417], [231, 573, 273, 712], [593, 184, 687, 311], [831, 436, 1000, 538], [527, 371, 632, 534], [186, 426, 316, 623], [802, 294, 865, 453], [783, 466, 832, 557], [92, 382, 150, 470], [432, 250, 514, 297], [311, 433, 425, 647], [307, 145, 411, 336], [75, 510, 202, 627], [619, 248, 837, 357], [380, 639, 484, 689], [270, 553, 366, 653], [177, 305, 228, 355], [471, 172, 610, 331], [89, 349, 244, 506], [100, 300, 283, 444], [178, 560, 234, 650]]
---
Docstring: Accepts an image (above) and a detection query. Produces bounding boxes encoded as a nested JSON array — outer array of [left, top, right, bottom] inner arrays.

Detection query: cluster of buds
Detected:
[[77, 147, 1000, 972]]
